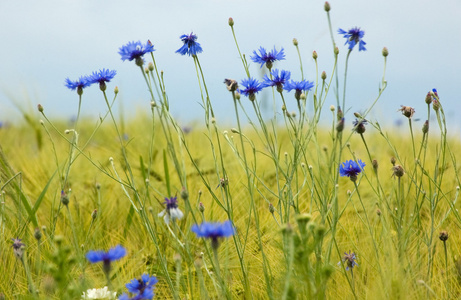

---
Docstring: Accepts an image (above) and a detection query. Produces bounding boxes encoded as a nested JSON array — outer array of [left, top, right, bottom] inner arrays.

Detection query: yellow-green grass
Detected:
[[1, 113, 460, 299]]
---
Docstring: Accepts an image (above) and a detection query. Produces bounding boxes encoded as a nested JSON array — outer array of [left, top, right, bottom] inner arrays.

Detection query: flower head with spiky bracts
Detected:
[[239, 77, 264, 101], [284, 79, 315, 100], [176, 32, 203, 56], [158, 197, 184, 225], [64, 76, 91, 95], [87, 69, 117, 91], [338, 27, 366, 51], [250, 46, 285, 69], [86, 245, 126, 275], [11, 237, 25, 259], [191, 220, 235, 249], [341, 251, 358, 271], [339, 159, 365, 182], [119, 40, 155, 66], [262, 69, 291, 93]]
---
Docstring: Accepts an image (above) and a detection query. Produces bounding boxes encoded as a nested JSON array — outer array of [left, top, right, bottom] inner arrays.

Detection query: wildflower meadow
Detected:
[[2, 2, 461, 299]]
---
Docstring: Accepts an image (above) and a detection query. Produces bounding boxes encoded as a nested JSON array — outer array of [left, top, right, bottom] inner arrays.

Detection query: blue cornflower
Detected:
[[284, 79, 315, 100], [158, 197, 184, 225], [86, 245, 126, 274], [119, 40, 155, 66], [191, 220, 235, 249], [88, 69, 117, 91], [64, 76, 91, 94], [341, 251, 358, 271], [11, 237, 25, 259], [126, 274, 158, 294], [262, 69, 291, 92], [338, 27, 366, 51], [239, 77, 264, 101], [251, 46, 285, 69], [118, 288, 154, 300], [339, 159, 365, 182], [175, 32, 203, 56]]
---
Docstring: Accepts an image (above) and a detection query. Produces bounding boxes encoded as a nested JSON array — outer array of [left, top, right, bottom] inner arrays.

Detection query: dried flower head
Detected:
[[224, 78, 239, 92], [439, 231, 449, 242], [392, 165, 405, 178], [399, 105, 415, 119], [353, 119, 367, 134]]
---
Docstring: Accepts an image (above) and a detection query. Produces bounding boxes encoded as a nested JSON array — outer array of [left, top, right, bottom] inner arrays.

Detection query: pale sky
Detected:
[[1, 0, 460, 130]]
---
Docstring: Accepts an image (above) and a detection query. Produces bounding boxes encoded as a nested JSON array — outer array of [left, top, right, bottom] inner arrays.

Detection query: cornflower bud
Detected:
[[228, 17, 234, 27], [372, 159, 378, 171], [37, 104, 44, 113], [313, 51, 318, 60], [425, 92, 432, 104], [180, 188, 189, 201], [382, 47, 389, 57], [148, 62, 154, 72], [321, 71, 327, 80], [336, 118, 345, 132], [439, 231, 448, 242], [34, 228, 42, 241], [324, 1, 331, 12], [390, 157, 396, 166], [198, 202, 205, 213], [422, 120, 429, 134], [60, 191, 69, 206], [293, 38, 298, 46]]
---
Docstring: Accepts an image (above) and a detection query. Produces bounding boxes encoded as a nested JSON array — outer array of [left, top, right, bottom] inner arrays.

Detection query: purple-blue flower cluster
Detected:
[[119, 40, 155, 64], [239, 78, 264, 101], [65, 69, 116, 93], [176, 32, 203, 56], [284, 79, 315, 100], [263, 69, 291, 92], [86, 245, 126, 274], [338, 27, 366, 51], [339, 160, 365, 181], [342, 251, 358, 271], [64, 76, 91, 91], [251, 46, 285, 69], [119, 274, 158, 300], [191, 220, 235, 248]]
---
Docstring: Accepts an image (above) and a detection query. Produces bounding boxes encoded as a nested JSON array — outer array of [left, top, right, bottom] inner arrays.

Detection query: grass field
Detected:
[[1, 4, 461, 299]]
